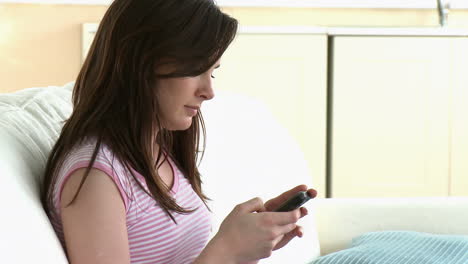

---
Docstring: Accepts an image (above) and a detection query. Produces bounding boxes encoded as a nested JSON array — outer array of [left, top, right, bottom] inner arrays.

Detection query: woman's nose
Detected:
[[197, 78, 215, 100]]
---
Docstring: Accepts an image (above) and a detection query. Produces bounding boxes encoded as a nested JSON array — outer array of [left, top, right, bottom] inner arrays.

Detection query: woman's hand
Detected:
[[264, 185, 318, 250], [212, 197, 302, 263]]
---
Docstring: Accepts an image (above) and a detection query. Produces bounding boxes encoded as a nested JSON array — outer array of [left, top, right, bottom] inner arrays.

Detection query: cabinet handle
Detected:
[[437, 0, 451, 27]]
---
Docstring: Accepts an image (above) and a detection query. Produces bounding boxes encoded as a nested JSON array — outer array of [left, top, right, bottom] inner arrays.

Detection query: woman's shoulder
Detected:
[[52, 137, 133, 214], [59, 137, 133, 184], [66, 137, 114, 163]]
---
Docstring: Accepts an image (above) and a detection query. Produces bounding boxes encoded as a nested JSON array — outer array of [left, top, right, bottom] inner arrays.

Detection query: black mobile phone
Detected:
[[274, 191, 312, 212]]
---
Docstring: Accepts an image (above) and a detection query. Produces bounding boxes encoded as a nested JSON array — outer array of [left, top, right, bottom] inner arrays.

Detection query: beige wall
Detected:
[[0, 4, 108, 92], [1, 4, 468, 92]]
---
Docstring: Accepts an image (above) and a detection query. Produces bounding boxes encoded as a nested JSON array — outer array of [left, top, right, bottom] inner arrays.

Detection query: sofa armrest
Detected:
[[311, 197, 468, 256]]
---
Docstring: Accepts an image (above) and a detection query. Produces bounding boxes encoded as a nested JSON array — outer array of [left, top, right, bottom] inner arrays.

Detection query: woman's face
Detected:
[[155, 61, 220, 131]]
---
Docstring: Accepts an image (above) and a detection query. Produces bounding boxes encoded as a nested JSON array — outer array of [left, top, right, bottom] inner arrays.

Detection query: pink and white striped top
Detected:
[[48, 139, 212, 264]]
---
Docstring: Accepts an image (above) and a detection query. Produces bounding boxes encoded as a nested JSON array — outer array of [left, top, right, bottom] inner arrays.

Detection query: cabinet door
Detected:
[[331, 36, 455, 197], [213, 33, 328, 197], [451, 38, 468, 196]]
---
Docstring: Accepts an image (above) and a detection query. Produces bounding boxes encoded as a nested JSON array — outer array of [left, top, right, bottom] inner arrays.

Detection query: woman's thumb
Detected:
[[238, 197, 266, 213]]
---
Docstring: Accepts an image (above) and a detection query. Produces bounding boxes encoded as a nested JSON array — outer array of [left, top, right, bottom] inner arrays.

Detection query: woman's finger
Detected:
[[300, 207, 308, 218], [264, 185, 308, 211], [236, 197, 266, 213], [273, 227, 298, 250], [262, 209, 301, 226]]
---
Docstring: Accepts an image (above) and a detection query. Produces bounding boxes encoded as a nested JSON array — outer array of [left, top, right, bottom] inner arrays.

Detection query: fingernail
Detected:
[[297, 227, 304, 237]]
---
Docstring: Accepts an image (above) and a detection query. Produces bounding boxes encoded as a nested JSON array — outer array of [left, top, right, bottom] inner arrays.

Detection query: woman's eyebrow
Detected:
[[214, 64, 221, 69]]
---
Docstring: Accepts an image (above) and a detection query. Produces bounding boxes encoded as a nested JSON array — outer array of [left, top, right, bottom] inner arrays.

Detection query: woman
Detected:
[[41, 0, 316, 263]]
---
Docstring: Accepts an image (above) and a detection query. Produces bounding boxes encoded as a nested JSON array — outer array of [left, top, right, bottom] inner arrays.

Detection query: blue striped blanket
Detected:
[[309, 231, 468, 264]]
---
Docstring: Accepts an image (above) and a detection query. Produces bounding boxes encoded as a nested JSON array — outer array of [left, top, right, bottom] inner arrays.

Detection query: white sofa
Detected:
[[1, 83, 467, 264]]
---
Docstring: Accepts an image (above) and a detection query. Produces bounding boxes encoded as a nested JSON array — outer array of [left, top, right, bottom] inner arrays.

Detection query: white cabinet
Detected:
[[451, 38, 468, 196], [331, 36, 467, 197]]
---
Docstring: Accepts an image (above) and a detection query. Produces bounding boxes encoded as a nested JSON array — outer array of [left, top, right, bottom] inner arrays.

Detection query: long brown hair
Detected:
[[41, 0, 238, 223]]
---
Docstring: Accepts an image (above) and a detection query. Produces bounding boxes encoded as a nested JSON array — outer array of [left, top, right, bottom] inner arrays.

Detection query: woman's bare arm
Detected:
[[60, 168, 131, 264]]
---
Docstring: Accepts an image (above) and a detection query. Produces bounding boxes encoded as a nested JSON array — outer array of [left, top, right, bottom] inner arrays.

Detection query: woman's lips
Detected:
[[185, 105, 199, 115]]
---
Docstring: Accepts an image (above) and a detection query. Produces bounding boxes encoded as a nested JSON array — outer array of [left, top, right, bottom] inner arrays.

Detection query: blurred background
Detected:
[[1, 0, 468, 199]]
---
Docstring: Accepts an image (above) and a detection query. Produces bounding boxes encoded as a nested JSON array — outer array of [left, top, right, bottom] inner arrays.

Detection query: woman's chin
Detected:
[[165, 120, 193, 131]]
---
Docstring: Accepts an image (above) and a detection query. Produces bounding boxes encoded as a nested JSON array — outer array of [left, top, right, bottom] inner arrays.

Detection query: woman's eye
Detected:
[[211, 74, 216, 79]]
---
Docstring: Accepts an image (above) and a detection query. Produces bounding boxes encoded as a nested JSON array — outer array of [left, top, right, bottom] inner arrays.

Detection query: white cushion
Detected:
[[0, 83, 74, 264], [313, 197, 468, 256], [200, 90, 320, 263]]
